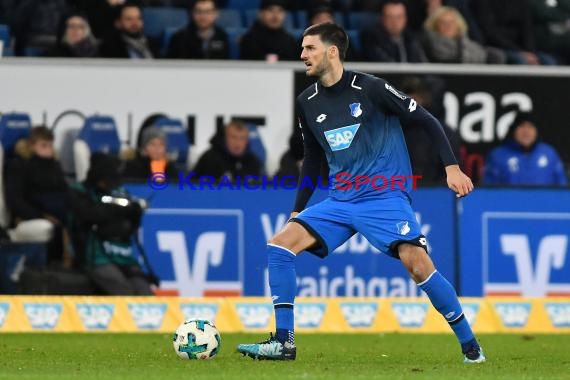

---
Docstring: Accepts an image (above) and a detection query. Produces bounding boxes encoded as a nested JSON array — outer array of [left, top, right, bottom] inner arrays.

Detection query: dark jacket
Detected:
[[167, 23, 229, 59], [5, 155, 69, 223], [193, 132, 262, 182], [123, 154, 178, 181], [360, 24, 426, 63], [471, 0, 535, 51], [99, 31, 158, 58], [240, 20, 298, 61]]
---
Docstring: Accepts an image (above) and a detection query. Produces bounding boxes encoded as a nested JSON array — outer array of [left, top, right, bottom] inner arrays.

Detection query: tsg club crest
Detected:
[[349, 103, 362, 118]]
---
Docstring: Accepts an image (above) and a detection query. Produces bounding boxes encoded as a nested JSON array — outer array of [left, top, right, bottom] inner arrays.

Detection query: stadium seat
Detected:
[[73, 115, 121, 182], [246, 123, 266, 173], [0, 24, 10, 52], [161, 26, 180, 56], [0, 112, 32, 159], [287, 28, 304, 41], [218, 9, 243, 28], [348, 12, 378, 30], [346, 29, 361, 55], [153, 117, 189, 170], [142, 7, 188, 39], [333, 12, 346, 27], [225, 27, 246, 59], [244, 9, 294, 29], [226, 0, 260, 10], [295, 11, 307, 29]]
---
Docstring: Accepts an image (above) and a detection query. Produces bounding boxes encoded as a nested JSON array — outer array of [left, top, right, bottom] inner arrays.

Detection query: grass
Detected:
[[0, 333, 568, 380]]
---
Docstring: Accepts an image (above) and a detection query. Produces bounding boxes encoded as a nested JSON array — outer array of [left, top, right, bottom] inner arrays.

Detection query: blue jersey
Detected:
[[294, 70, 455, 210]]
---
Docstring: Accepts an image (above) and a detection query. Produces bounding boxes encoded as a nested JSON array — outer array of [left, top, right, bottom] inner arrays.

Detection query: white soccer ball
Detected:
[[173, 319, 221, 360]]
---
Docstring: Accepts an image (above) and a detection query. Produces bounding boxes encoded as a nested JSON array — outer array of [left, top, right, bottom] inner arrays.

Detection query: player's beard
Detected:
[[312, 56, 331, 78]]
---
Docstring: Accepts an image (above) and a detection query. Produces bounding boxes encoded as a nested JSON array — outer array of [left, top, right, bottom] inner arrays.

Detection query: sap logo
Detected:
[[324, 124, 360, 151], [340, 302, 378, 328], [24, 303, 62, 330], [545, 303, 570, 328], [236, 304, 273, 329], [495, 303, 531, 328], [180, 304, 219, 323], [462, 303, 480, 326], [76, 304, 114, 330], [0, 303, 9, 328], [500, 234, 568, 296], [392, 303, 428, 328], [295, 304, 326, 328], [444, 91, 532, 143], [128, 304, 167, 330]]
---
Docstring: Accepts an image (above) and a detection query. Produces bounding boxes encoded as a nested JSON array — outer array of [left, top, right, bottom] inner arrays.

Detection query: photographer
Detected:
[[69, 153, 154, 295]]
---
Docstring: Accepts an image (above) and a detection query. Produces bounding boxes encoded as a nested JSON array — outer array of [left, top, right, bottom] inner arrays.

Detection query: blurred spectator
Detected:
[[123, 127, 177, 181], [531, 0, 570, 64], [484, 113, 567, 186], [69, 153, 154, 295], [47, 11, 99, 58], [275, 124, 304, 179], [406, 0, 484, 43], [400, 77, 461, 184], [99, 2, 157, 58], [4, 126, 70, 265], [290, 0, 347, 12], [193, 120, 262, 183], [11, 0, 70, 56], [73, 0, 139, 40], [167, 0, 229, 59], [471, 0, 557, 65], [422, 7, 505, 64], [360, 0, 427, 63], [240, 0, 298, 61], [306, 4, 360, 60]]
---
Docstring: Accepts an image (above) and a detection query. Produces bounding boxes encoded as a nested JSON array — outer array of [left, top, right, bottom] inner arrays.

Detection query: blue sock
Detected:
[[419, 270, 478, 352], [267, 244, 296, 344]]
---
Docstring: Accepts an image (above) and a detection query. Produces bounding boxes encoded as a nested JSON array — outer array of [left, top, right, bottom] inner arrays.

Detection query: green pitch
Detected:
[[1, 333, 568, 380]]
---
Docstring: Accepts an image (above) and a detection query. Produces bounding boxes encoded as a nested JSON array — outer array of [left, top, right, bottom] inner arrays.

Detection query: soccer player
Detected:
[[237, 23, 485, 363]]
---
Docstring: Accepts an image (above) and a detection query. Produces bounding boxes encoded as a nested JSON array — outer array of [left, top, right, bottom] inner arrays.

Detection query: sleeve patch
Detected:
[[384, 83, 407, 100]]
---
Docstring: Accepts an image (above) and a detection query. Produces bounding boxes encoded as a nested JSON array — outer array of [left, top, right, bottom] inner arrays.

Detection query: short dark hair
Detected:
[[115, 1, 141, 21], [303, 22, 349, 61], [381, 0, 407, 13], [191, 0, 217, 11], [29, 126, 54, 143]]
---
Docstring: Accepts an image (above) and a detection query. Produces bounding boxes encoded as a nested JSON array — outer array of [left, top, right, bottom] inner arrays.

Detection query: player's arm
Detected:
[[372, 78, 473, 197], [292, 109, 323, 217]]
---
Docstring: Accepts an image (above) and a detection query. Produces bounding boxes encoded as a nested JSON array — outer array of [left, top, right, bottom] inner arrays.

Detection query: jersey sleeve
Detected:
[[293, 103, 323, 212], [370, 77, 458, 167]]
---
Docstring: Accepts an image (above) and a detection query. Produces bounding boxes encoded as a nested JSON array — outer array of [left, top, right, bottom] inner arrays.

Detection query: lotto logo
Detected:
[[545, 303, 570, 328], [391, 303, 428, 328], [324, 124, 360, 151], [295, 304, 326, 328], [128, 304, 167, 330], [462, 303, 480, 326], [340, 302, 378, 328], [0, 303, 9, 328], [24, 303, 62, 330], [180, 304, 219, 323], [495, 303, 531, 328], [76, 304, 114, 330], [236, 304, 273, 329]]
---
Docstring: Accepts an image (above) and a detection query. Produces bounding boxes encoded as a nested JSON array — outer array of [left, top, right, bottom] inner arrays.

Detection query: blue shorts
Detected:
[[291, 196, 426, 259]]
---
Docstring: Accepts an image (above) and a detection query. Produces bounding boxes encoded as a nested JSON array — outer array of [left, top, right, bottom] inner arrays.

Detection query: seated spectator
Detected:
[[100, 2, 157, 59], [123, 127, 178, 181], [360, 0, 426, 63], [422, 7, 505, 64], [193, 120, 262, 183], [74, 0, 135, 40], [11, 0, 69, 55], [306, 4, 360, 60], [471, 0, 557, 65], [275, 124, 304, 179], [70, 153, 154, 295], [240, 0, 298, 61], [484, 113, 567, 186], [47, 11, 100, 58], [531, 0, 570, 64], [4, 126, 69, 265], [400, 77, 461, 184], [167, 0, 229, 59]]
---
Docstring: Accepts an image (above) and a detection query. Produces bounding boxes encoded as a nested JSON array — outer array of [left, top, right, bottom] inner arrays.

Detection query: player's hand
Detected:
[[445, 165, 474, 198]]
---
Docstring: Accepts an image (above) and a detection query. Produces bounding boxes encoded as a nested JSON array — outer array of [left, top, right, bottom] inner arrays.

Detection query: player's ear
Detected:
[[328, 45, 338, 59]]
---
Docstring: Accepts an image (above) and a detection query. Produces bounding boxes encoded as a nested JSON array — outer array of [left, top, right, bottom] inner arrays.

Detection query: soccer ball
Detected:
[[173, 319, 221, 360]]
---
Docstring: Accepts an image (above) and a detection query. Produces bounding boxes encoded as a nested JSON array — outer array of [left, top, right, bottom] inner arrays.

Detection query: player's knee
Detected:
[[399, 245, 433, 282]]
